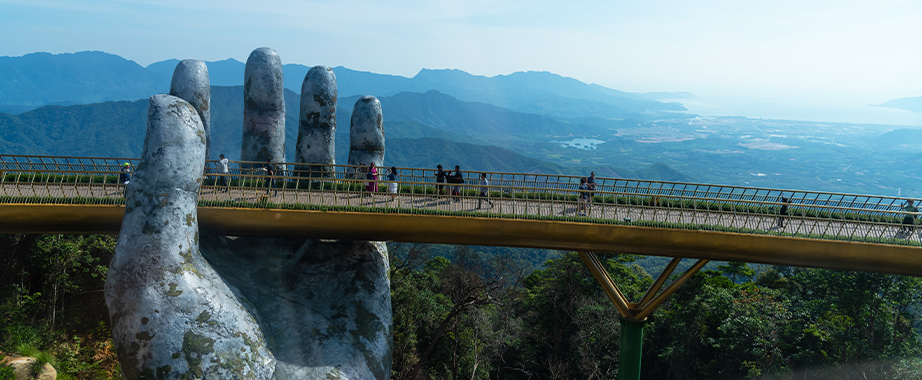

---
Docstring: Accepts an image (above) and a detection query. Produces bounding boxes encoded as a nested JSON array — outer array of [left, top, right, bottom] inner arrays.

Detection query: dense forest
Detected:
[[2, 234, 921, 379]]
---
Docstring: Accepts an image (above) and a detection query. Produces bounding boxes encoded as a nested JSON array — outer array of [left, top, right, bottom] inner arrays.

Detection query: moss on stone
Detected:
[[165, 283, 183, 297], [195, 310, 219, 327], [180, 330, 215, 379]]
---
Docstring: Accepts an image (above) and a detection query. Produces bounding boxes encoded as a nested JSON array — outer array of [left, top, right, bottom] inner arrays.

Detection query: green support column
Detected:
[[619, 318, 645, 380]]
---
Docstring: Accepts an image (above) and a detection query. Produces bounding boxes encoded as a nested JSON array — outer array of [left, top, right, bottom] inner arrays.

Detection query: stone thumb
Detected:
[[105, 94, 274, 379]]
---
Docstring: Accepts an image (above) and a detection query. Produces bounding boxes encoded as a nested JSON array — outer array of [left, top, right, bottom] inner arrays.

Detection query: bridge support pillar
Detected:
[[578, 251, 708, 380], [619, 318, 645, 380]]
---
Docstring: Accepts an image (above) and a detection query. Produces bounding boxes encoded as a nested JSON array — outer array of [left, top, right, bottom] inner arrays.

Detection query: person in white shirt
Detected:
[[218, 154, 230, 191], [478, 173, 494, 209]]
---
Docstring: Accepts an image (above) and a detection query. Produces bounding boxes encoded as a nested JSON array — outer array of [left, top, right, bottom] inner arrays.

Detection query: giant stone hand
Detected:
[[105, 90, 392, 378]]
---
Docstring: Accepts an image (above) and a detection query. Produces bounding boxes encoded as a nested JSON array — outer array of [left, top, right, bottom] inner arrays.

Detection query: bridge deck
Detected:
[[2, 154, 922, 276]]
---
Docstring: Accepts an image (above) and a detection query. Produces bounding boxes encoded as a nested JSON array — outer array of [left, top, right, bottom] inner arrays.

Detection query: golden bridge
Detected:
[[4, 153, 921, 379], [3, 154, 920, 275]]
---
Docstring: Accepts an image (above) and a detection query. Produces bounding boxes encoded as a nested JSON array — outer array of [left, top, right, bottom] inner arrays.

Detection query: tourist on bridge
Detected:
[[901, 199, 918, 234], [478, 173, 494, 209], [387, 166, 398, 201], [450, 165, 464, 201], [218, 154, 230, 191], [577, 177, 591, 216], [365, 162, 378, 193], [776, 197, 789, 228], [587, 171, 597, 204], [263, 158, 277, 196], [435, 164, 448, 195], [119, 162, 132, 185]]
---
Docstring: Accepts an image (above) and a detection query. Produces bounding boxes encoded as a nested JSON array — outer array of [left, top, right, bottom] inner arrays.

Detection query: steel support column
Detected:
[[578, 251, 709, 380], [619, 318, 645, 380]]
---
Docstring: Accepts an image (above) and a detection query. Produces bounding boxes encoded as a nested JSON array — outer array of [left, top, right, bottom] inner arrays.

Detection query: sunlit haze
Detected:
[[2, 0, 920, 125]]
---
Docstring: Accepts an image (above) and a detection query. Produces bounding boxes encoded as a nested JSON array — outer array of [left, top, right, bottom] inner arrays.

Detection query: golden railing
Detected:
[[1, 154, 921, 247]]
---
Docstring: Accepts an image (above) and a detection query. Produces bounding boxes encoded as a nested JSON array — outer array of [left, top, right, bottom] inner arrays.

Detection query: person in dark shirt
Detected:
[[263, 158, 277, 196], [387, 166, 398, 201], [776, 197, 789, 228], [119, 162, 132, 184], [435, 164, 448, 195], [586, 171, 597, 205], [901, 199, 918, 234], [450, 165, 464, 201], [577, 177, 590, 216]]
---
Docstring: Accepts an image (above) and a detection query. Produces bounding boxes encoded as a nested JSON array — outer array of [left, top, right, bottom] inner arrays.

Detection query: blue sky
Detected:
[[2, 0, 921, 125]]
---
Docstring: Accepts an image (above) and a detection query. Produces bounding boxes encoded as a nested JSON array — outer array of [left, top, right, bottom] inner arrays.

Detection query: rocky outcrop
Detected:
[[169, 59, 211, 159], [241, 47, 285, 167], [295, 66, 337, 177], [2, 355, 57, 380]]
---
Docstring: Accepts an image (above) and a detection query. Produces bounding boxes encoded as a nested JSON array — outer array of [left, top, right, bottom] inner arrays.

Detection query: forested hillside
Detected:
[[3, 236, 921, 379]]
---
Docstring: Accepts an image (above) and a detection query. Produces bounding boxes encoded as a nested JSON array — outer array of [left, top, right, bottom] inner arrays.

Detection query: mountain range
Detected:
[[0, 51, 686, 121], [0, 84, 688, 179], [0, 51, 698, 180]]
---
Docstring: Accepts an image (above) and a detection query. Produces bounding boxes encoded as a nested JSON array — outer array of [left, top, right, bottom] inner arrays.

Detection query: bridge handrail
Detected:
[[3, 155, 917, 213], [4, 155, 922, 246]]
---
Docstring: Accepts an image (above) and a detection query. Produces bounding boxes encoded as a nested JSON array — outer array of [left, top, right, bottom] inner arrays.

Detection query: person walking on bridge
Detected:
[[119, 162, 132, 185], [218, 154, 230, 191], [435, 164, 448, 197], [365, 162, 379, 193], [577, 177, 591, 216], [901, 199, 918, 234], [450, 165, 464, 202], [776, 197, 789, 228], [119, 162, 132, 198], [263, 158, 277, 197], [587, 171, 597, 206], [478, 172, 494, 209], [387, 166, 398, 201]]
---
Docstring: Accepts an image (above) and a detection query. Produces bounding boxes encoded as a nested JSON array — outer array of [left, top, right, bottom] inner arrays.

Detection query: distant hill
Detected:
[[348, 90, 610, 142], [386, 137, 573, 174], [0, 51, 167, 108], [872, 128, 922, 150], [0, 86, 686, 181], [0, 51, 688, 122], [0, 99, 148, 157], [877, 96, 922, 113]]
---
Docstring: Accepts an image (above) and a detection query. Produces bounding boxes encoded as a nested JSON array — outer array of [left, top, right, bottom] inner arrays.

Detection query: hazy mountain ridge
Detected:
[[0, 85, 678, 180], [0, 51, 687, 122], [0, 51, 167, 107]]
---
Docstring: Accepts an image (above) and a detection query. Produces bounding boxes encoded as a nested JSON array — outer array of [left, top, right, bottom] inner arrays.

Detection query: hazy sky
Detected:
[[2, 0, 921, 125]]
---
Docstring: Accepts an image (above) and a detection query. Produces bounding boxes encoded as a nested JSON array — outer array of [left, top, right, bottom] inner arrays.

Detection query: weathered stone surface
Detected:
[[242, 47, 285, 168], [199, 236, 393, 379], [105, 94, 275, 379], [348, 96, 385, 170], [169, 59, 211, 159], [295, 66, 337, 177], [106, 62, 392, 379]]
